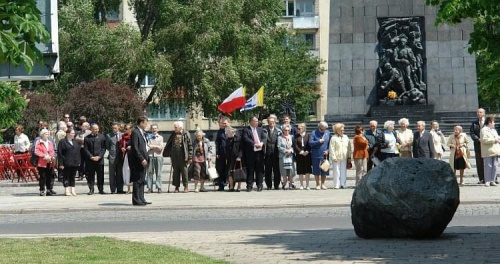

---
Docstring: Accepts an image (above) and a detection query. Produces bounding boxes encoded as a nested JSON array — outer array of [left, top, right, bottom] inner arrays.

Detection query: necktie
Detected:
[[253, 128, 260, 145]]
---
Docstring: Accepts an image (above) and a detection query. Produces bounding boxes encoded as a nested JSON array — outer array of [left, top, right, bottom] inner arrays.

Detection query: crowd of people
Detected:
[[9, 108, 500, 205]]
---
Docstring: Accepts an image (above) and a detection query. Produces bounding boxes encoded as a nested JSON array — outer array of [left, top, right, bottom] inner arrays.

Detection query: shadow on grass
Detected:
[[239, 226, 500, 263]]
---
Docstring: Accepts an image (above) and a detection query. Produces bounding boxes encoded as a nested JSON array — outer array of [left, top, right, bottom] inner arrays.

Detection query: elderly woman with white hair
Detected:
[[447, 125, 471, 185], [309, 121, 330, 190], [34, 129, 57, 196], [329, 123, 352, 189], [374, 120, 401, 161], [397, 118, 413, 158], [191, 130, 213, 192], [430, 121, 446, 160], [278, 124, 295, 190]]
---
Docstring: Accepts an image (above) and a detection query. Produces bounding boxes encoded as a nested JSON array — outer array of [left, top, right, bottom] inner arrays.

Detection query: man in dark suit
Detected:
[[106, 122, 124, 194], [470, 108, 486, 184], [242, 116, 267, 192], [129, 116, 150, 206], [412, 121, 436, 158], [84, 124, 107, 195], [264, 114, 281, 190], [365, 120, 382, 171], [215, 117, 229, 191]]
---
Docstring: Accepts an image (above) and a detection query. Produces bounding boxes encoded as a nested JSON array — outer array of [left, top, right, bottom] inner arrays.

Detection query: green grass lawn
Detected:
[[0, 237, 228, 264]]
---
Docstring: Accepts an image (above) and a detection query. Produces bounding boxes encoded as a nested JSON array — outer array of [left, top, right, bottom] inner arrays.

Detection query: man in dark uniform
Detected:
[[84, 124, 106, 195], [264, 114, 281, 190], [412, 121, 436, 158], [129, 116, 150, 205], [106, 122, 124, 194], [365, 120, 381, 171], [215, 117, 229, 191], [470, 108, 486, 184]]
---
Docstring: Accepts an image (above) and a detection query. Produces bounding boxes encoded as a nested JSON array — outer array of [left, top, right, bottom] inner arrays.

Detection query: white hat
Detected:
[[39, 129, 49, 136]]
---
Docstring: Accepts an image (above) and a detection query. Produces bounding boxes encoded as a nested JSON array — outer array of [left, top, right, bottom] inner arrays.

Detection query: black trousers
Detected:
[[246, 151, 264, 189], [131, 164, 146, 204], [78, 148, 86, 177], [367, 150, 375, 171], [265, 152, 281, 189], [37, 166, 54, 192], [63, 166, 78, 187], [474, 141, 485, 181], [216, 155, 227, 189], [86, 160, 104, 192], [109, 158, 124, 193]]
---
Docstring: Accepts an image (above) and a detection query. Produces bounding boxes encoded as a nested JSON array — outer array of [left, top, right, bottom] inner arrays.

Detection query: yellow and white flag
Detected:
[[240, 86, 264, 112]]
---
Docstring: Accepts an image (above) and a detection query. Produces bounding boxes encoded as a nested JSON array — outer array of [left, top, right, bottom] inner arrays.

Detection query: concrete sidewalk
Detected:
[[0, 174, 499, 214]]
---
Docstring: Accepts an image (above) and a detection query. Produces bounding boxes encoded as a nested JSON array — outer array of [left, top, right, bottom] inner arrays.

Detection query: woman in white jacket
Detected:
[[329, 123, 352, 189], [480, 117, 500, 187]]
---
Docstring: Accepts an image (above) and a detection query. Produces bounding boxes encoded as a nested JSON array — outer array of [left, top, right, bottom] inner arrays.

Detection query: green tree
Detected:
[[39, 0, 170, 107], [22, 92, 59, 139], [0, 1, 50, 73], [426, 0, 500, 109], [0, 82, 27, 142], [64, 79, 143, 134], [131, 0, 323, 120]]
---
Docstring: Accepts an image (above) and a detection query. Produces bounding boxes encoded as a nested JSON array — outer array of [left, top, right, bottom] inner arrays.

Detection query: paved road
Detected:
[[0, 205, 499, 234], [1, 206, 499, 264], [1, 169, 499, 263]]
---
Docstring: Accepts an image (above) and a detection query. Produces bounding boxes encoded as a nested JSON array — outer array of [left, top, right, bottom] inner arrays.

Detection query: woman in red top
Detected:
[[35, 129, 56, 196], [353, 125, 369, 185], [119, 124, 133, 194]]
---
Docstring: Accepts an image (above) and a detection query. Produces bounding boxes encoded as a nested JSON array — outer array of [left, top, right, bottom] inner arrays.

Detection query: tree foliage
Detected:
[[22, 92, 59, 138], [0, 82, 27, 142], [64, 79, 143, 134], [41, 0, 171, 106], [131, 0, 323, 120], [426, 0, 500, 109], [0, 0, 50, 73]]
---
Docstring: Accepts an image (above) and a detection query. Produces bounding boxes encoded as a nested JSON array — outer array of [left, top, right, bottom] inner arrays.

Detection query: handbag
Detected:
[[320, 158, 330, 172], [230, 160, 247, 182], [207, 161, 218, 180]]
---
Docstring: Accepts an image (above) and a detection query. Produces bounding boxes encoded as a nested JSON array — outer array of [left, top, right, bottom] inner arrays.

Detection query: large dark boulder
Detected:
[[351, 158, 459, 239]]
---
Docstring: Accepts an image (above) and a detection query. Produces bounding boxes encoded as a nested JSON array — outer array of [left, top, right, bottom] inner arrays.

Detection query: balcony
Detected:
[[293, 15, 319, 29]]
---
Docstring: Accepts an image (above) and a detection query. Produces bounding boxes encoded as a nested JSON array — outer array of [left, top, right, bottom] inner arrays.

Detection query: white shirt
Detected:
[[139, 128, 150, 152], [14, 133, 30, 153], [381, 132, 397, 154]]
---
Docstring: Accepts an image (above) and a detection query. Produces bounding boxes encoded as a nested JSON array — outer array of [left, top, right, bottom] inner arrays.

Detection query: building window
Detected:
[[106, 9, 120, 21], [296, 0, 314, 16], [283, 0, 295, 17], [147, 102, 186, 120], [140, 75, 156, 87], [302, 33, 315, 49]]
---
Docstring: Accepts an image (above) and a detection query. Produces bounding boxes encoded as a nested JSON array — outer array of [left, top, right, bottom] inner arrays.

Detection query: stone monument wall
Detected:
[[325, 0, 478, 119]]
